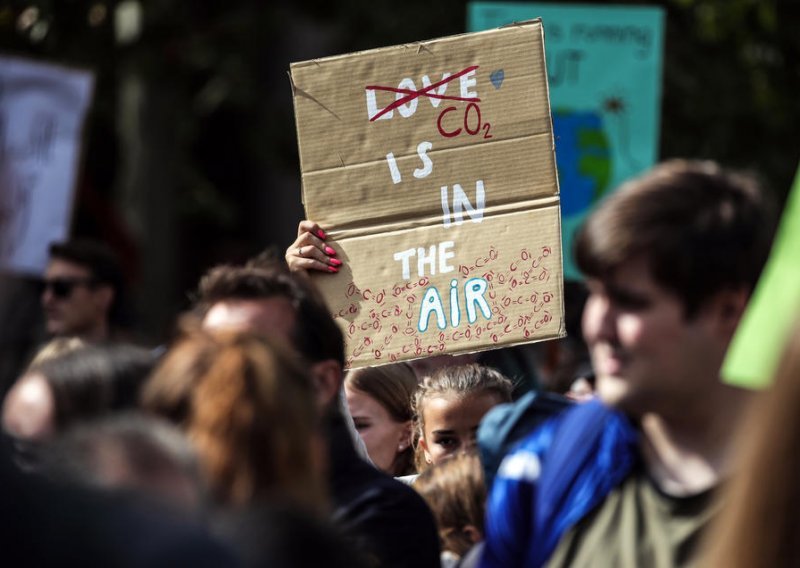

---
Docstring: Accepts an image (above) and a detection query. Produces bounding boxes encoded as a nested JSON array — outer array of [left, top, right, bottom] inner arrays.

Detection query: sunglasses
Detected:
[[41, 277, 97, 299]]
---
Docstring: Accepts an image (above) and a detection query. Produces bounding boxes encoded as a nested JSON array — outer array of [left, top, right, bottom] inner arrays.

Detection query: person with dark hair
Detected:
[[481, 160, 776, 568], [2, 343, 155, 446], [345, 363, 418, 477], [42, 238, 128, 341], [194, 260, 441, 568], [41, 412, 204, 514]]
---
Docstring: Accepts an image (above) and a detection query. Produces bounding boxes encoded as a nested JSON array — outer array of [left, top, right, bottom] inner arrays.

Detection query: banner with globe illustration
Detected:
[[468, 3, 665, 280]]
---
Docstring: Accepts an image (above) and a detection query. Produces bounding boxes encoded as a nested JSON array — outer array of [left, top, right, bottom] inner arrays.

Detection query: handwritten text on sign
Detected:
[[291, 22, 564, 367]]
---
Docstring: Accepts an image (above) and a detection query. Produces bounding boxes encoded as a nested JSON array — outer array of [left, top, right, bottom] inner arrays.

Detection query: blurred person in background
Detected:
[[41, 412, 204, 515], [141, 327, 369, 567], [702, 323, 800, 567], [2, 343, 155, 456], [345, 362, 418, 477], [194, 262, 440, 567], [482, 160, 776, 568], [41, 239, 130, 342], [142, 329, 324, 512], [415, 452, 488, 568]]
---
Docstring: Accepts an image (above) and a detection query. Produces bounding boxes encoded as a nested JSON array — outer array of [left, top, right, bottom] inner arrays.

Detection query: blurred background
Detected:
[[0, 0, 798, 353]]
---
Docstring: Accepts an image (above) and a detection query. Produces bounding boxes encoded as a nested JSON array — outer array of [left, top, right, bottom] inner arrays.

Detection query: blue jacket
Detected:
[[480, 400, 640, 568]]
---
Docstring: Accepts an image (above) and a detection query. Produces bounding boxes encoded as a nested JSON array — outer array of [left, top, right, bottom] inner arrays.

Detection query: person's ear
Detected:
[[461, 524, 483, 545], [309, 359, 343, 410], [418, 435, 433, 465], [709, 288, 749, 337], [397, 420, 413, 452]]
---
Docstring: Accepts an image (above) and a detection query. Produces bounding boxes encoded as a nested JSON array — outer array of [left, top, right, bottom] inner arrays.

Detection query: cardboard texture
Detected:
[[290, 20, 565, 368], [722, 164, 800, 389]]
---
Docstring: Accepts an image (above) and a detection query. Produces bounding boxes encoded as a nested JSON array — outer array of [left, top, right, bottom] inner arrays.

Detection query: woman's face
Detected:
[[419, 392, 502, 465], [345, 386, 411, 475]]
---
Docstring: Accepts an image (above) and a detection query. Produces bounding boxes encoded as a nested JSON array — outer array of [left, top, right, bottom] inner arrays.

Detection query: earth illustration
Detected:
[[552, 109, 612, 216]]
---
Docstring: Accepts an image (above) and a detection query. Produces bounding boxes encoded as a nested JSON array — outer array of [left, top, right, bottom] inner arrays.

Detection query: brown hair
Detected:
[[575, 160, 774, 317], [196, 264, 344, 368], [345, 363, 418, 476], [702, 324, 800, 566], [413, 364, 512, 470], [141, 329, 324, 511], [414, 452, 486, 557]]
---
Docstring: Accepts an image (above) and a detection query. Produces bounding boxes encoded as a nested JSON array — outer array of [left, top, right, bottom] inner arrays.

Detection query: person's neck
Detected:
[[75, 321, 110, 343], [638, 385, 753, 497]]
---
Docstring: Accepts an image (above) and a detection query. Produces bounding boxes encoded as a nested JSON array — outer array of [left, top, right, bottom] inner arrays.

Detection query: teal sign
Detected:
[[468, 3, 665, 279]]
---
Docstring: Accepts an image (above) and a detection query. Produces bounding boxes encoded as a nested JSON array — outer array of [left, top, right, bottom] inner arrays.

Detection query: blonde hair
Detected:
[[345, 363, 418, 476], [414, 452, 486, 556], [412, 364, 512, 470], [702, 324, 800, 566], [142, 329, 324, 511]]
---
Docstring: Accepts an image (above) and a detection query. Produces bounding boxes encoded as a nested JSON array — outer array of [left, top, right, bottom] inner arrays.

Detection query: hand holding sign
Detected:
[[286, 220, 343, 275]]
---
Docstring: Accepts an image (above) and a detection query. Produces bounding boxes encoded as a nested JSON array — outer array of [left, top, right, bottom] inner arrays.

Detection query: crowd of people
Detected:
[[1, 159, 797, 567]]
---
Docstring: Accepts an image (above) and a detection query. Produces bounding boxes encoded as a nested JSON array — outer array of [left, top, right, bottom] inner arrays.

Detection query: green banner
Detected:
[[723, 166, 800, 389]]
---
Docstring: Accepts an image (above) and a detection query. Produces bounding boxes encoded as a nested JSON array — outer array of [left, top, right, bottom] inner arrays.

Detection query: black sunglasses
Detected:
[[41, 277, 97, 299]]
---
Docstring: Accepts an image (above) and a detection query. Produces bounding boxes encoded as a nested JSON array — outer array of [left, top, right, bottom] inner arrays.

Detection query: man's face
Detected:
[[582, 257, 728, 417], [42, 259, 110, 339]]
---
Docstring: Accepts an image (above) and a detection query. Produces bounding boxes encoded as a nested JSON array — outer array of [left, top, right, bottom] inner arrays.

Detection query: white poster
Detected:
[[0, 56, 94, 275]]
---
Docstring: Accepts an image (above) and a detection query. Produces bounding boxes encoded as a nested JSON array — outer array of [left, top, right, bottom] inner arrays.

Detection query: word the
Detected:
[[394, 241, 455, 280], [418, 278, 491, 332]]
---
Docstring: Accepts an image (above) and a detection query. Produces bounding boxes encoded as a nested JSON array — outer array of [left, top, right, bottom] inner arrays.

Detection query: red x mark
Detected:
[[365, 65, 480, 122]]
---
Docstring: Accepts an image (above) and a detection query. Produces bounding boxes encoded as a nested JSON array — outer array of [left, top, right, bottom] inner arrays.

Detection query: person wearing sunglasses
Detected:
[[41, 239, 125, 342]]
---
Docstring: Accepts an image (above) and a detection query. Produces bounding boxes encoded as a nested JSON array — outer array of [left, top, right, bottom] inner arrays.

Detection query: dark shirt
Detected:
[[327, 410, 441, 568], [0, 441, 237, 568]]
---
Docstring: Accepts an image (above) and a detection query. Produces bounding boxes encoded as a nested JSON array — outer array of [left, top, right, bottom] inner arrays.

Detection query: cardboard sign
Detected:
[[469, 3, 664, 280], [290, 20, 564, 368], [0, 56, 95, 275]]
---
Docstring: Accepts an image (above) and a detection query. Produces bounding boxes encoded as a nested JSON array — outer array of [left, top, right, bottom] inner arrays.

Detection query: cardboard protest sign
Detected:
[[722, 164, 800, 389], [469, 3, 665, 280], [0, 56, 95, 275], [290, 20, 564, 368]]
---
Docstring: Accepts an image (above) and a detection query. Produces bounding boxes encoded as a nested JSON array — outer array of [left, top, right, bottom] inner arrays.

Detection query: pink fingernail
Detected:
[[317, 229, 326, 239], [328, 266, 339, 273], [324, 246, 336, 256], [330, 258, 342, 266]]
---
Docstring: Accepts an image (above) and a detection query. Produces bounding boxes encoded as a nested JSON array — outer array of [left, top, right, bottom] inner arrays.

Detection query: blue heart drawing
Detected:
[[490, 69, 505, 89]]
